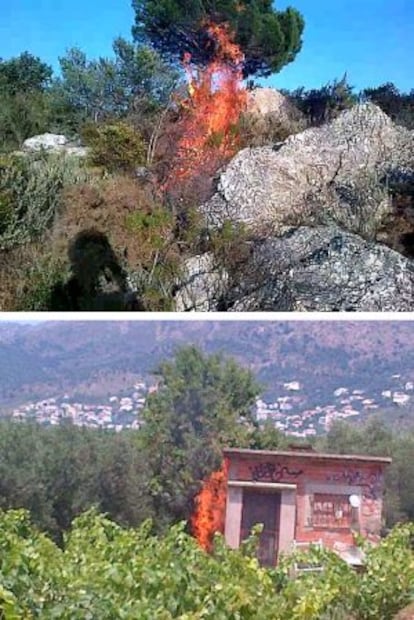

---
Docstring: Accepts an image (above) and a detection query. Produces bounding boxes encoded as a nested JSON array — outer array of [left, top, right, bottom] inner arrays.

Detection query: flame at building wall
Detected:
[[164, 23, 247, 196], [191, 459, 229, 551]]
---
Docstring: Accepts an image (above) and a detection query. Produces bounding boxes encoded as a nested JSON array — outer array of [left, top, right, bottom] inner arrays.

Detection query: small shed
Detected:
[[223, 447, 391, 566]]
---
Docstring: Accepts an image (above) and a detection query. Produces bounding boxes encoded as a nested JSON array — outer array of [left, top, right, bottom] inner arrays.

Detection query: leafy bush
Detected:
[[0, 152, 91, 250], [285, 75, 358, 127], [362, 83, 414, 130], [81, 120, 147, 172], [125, 205, 181, 309], [13, 251, 68, 311], [0, 509, 412, 619]]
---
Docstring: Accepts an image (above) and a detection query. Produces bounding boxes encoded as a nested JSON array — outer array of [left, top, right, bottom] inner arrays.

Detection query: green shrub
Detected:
[[0, 152, 91, 250], [0, 510, 412, 619], [81, 120, 147, 172], [125, 206, 180, 310], [13, 251, 68, 311]]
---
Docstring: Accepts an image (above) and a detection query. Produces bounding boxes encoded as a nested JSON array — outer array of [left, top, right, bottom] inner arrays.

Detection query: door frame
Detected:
[[224, 481, 297, 561]]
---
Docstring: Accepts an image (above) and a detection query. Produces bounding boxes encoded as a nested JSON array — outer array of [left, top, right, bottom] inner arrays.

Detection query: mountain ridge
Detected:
[[1, 321, 413, 410]]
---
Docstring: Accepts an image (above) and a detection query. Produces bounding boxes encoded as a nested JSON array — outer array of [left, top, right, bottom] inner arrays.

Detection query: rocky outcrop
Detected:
[[174, 254, 227, 312], [204, 104, 414, 234], [175, 226, 414, 312], [22, 133, 88, 156], [246, 87, 304, 126]]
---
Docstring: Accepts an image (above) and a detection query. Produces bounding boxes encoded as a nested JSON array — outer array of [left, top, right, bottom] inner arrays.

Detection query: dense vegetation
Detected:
[[0, 9, 413, 309], [0, 346, 413, 617], [283, 77, 414, 129], [0, 509, 413, 619], [132, 0, 305, 78], [0, 347, 413, 542]]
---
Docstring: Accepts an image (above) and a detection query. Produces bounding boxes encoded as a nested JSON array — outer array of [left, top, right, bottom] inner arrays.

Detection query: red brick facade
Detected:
[[223, 448, 391, 565]]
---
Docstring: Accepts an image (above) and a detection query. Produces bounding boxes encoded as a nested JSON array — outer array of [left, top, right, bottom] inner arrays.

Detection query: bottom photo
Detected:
[[0, 318, 413, 619]]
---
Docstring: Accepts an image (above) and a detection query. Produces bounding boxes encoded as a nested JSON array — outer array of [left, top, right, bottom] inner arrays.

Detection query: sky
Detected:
[[1, 0, 413, 92]]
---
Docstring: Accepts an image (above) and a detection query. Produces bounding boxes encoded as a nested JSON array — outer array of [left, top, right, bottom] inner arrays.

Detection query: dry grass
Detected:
[[55, 175, 166, 268], [394, 602, 414, 620]]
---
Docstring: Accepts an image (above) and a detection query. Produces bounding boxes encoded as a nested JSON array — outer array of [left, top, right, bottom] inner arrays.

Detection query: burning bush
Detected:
[[163, 23, 248, 206], [191, 460, 229, 552]]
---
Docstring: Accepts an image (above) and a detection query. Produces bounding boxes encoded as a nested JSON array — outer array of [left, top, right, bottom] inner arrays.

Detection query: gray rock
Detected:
[[22, 133, 68, 152], [246, 87, 305, 128], [22, 133, 89, 157], [64, 146, 89, 157], [231, 227, 414, 311], [203, 104, 414, 233], [175, 227, 414, 312], [174, 254, 228, 312]]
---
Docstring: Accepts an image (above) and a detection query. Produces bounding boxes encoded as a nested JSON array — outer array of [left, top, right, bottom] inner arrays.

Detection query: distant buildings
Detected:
[[8, 371, 413, 435]]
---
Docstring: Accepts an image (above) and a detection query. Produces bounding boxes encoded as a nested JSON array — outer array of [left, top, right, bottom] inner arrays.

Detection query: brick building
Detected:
[[223, 447, 391, 566]]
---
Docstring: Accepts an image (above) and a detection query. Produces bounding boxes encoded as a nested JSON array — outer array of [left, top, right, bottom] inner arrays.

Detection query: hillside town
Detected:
[[8, 373, 413, 436]]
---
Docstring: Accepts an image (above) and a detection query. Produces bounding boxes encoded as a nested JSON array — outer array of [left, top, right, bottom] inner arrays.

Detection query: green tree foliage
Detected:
[[0, 508, 412, 619], [0, 91, 53, 152], [0, 52, 52, 95], [0, 422, 152, 543], [0, 53, 54, 151], [362, 82, 414, 129], [132, 0, 305, 78], [319, 419, 414, 528], [141, 345, 262, 527], [54, 39, 178, 125], [285, 74, 358, 126]]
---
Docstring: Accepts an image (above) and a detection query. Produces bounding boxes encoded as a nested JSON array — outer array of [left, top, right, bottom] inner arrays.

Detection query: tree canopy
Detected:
[[141, 345, 262, 527], [132, 0, 305, 78], [0, 52, 52, 95], [54, 39, 178, 125]]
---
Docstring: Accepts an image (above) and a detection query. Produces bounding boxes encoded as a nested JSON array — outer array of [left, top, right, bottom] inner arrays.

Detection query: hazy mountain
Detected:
[[0, 320, 413, 410]]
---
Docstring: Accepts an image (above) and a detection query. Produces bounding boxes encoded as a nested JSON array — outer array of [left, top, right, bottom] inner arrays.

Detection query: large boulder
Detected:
[[204, 104, 414, 233], [246, 87, 303, 125], [175, 226, 414, 312], [22, 133, 68, 151], [22, 133, 88, 157]]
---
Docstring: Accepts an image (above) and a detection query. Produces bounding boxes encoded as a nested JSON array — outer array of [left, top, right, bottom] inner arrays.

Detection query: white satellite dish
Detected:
[[349, 494, 361, 508]]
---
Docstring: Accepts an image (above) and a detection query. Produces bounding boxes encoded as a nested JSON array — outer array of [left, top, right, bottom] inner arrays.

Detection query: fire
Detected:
[[191, 459, 229, 552], [164, 23, 247, 197]]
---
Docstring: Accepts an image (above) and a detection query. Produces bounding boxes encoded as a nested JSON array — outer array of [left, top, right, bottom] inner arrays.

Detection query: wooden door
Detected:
[[240, 490, 281, 566]]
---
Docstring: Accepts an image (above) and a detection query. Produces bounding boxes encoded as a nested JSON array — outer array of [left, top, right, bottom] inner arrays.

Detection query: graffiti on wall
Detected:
[[249, 462, 303, 483], [327, 469, 383, 500]]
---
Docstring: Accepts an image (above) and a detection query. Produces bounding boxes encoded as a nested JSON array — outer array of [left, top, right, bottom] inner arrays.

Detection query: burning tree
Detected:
[[162, 22, 248, 198], [140, 346, 260, 530], [133, 1, 305, 201], [132, 0, 305, 79]]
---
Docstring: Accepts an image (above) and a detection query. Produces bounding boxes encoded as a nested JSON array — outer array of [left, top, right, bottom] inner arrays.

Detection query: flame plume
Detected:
[[191, 459, 229, 552], [164, 23, 247, 197]]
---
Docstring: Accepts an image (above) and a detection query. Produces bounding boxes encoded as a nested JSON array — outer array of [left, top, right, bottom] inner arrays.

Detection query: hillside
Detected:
[[1, 321, 413, 413], [1, 44, 413, 312]]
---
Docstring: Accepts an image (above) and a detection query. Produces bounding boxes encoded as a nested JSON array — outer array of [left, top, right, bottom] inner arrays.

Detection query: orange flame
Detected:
[[191, 459, 229, 552], [164, 23, 247, 197]]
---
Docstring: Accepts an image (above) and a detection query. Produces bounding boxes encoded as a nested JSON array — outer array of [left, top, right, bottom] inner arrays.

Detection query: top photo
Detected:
[[1, 0, 413, 312]]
